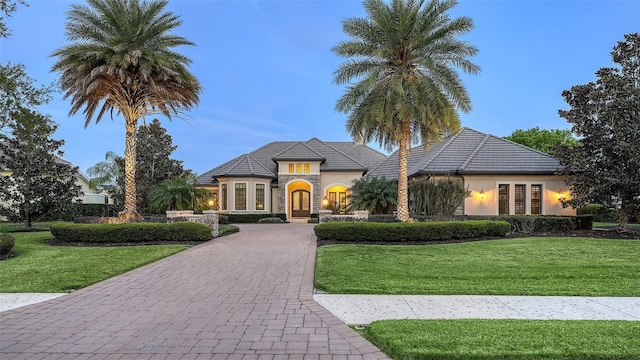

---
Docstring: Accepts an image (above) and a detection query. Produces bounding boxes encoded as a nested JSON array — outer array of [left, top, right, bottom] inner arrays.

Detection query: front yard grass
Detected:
[[364, 319, 640, 360], [0, 231, 187, 292], [315, 238, 640, 296]]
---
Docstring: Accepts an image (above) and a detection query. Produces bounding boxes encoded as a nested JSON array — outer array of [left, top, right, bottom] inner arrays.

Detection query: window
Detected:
[[515, 184, 526, 215], [339, 192, 347, 212], [288, 163, 294, 173], [296, 163, 302, 173], [235, 183, 246, 210], [531, 185, 542, 215], [221, 184, 227, 211], [255, 184, 265, 210], [498, 184, 509, 215], [304, 163, 310, 173]]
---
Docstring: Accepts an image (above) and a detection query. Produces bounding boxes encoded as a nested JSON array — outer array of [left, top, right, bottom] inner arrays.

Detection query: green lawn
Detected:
[[0, 231, 187, 292], [315, 238, 640, 296], [364, 319, 640, 360]]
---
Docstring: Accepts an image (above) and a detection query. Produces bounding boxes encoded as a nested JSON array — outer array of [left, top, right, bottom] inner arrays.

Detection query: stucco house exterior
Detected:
[[196, 138, 387, 219], [366, 127, 576, 216]]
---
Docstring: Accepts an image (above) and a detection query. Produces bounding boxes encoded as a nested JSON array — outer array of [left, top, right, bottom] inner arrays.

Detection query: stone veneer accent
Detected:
[[277, 174, 321, 217]]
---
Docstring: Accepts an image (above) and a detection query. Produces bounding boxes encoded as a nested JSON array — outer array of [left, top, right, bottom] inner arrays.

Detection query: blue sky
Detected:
[[1, 0, 638, 176]]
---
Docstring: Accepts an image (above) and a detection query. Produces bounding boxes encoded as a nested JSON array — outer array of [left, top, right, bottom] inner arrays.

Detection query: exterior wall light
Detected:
[[322, 196, 329, 209], [479, 189, 485, 200]]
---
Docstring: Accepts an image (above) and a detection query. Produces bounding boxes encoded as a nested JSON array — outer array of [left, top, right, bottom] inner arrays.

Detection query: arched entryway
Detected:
[[287, 180, 312, 218]]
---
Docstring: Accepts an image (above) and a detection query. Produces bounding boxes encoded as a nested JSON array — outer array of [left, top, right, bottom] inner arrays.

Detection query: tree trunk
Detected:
[[397, 120, 411, 222], [120, 116, 143, 222], [618, 200, 629, 232]]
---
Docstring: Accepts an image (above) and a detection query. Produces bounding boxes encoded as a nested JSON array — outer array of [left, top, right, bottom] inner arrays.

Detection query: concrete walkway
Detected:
[[0, 224, 388, 360], [313, 294, 640, 325]]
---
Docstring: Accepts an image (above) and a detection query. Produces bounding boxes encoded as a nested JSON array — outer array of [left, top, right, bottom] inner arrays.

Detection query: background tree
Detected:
[[0, 63, 53, 131], [0, 0, 26, 38], [0, 109, 82, 230], [347, 176, 397, 214], [86, 150, 123, 207], [148, 175, 210, 214], [333, 0, 479, 222], [51, 0, 202, 221], [504, 127, 579, 154], [556, 33, 640, 231], [114, 119, 190, 213]]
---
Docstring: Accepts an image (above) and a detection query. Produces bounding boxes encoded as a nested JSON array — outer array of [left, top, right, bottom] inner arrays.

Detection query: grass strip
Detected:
[[365, 319, 640, 360], [0, 232, 187, 292], [315, 238, 640, 296]]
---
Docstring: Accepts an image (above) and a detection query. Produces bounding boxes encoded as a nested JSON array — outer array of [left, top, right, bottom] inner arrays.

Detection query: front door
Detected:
[[291, 190, 310, 218]]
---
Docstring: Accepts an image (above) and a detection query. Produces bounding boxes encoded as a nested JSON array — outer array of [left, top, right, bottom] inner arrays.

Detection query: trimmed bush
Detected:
[[257, 217, 284, 223], [578, 204, 618, 223], [313, 220, 510, 242], [73, 203, 119, 218], [368, 214, 399, 223], [0, 234, 15, 255], [574, 214, 593, 230], [219, 214, 229, 225], [50, 222, 212, 244], [226, 213, 287, 223], [219, 224, 240, 236]]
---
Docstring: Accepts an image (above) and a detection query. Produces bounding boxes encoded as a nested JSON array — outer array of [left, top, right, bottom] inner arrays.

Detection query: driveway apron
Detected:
[[0, 224, 388, 360]]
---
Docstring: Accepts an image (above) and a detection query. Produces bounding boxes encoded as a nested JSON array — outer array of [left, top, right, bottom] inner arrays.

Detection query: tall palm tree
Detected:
[[333, 0, 479, 222], [51, 0, 201, 221]]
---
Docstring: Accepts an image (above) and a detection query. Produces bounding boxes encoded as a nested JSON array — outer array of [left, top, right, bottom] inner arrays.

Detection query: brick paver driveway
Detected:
[[0, 224, 388, 360]]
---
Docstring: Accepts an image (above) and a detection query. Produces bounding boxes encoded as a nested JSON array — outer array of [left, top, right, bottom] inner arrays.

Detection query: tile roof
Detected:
[[367, 128, 563, 179], [196, 138, 386, 185]]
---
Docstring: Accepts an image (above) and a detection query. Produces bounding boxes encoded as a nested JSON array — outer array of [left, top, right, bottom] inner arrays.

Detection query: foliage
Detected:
[[49, 221, 212, 243], [257, 217, 285, 223], [0, 231, 186, 292], [73, 203, 119, 218], [314, 238, 640, 295], [226, 213, 287, 223], [0, 233, 14, 255], [148, 176, 211, 213], [0, 0, 26, 38], [367, 214, 400, 223], [121, 119, 191, 213], [333, 0, 479, 222], [408, 176, 470, 216], [51, 0, 202, 221], [314, 220, 510, 242], [578, 204, 618, 223], [86, 150, 122, 206], [503, 127, 579, 153], [555, 33, 640, 231], [347, 176, 397, 214], [0, 109, 82, 229], [365, 319, 640, 360], [0, 62, 53, 132], [218, 224, 239, 236]]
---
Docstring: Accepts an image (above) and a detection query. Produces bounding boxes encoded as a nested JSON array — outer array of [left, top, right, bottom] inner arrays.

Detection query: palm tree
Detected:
[[51, 0, 201, 221], [347, 176, 398, 214], [86, 151, 122, 190], [148, 176, 211, 214], [333, 0, 479, 222]]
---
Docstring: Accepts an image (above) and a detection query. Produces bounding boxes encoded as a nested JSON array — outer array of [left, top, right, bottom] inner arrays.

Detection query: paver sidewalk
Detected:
[[0, 224, 388, 360]]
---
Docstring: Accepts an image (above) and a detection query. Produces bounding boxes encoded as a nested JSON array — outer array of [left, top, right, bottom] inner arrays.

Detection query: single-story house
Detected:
[[196, 138, 387, 219], [366, 127, 575, 216], [197, 128, 575, 220]]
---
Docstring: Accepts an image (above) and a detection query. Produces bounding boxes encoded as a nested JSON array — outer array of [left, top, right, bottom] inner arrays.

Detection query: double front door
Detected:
[[291, 190, 310, 217]]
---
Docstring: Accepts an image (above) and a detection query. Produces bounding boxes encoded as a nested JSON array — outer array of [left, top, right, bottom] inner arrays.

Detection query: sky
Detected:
[[0, 0, 638, 176]]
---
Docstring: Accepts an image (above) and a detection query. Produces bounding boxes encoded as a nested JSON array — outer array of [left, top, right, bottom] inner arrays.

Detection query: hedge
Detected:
[[313, 220, 510, 242], [49, 222, 213, 243], [225, 213, 287, 223]]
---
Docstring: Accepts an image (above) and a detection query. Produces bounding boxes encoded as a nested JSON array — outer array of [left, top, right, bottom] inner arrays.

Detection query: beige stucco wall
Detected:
[[217, 177, 272, 213], [463, 175, 575, 216], [320, 172, 362, 194], [276, 161, 321, 175]]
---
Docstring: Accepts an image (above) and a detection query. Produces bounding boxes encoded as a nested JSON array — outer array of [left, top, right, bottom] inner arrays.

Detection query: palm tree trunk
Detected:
[[121, 116, 142, 222], [397, 120, 411, 222]]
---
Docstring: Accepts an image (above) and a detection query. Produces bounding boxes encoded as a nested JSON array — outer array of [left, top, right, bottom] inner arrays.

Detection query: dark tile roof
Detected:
[[196, 138, 387, 185], [367, 128, 563, 179]]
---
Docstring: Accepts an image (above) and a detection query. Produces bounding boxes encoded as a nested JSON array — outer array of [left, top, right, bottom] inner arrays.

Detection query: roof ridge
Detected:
[[272, 141, 325, 160], [459, 134, 490, 171], [246, 155, 254, 174], [223, 154, 248, 175], [247, 154, 276, 177], [309, 138, 366, 169]]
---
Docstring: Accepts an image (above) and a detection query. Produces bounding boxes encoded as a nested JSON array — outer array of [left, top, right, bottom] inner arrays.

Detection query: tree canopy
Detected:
[[504, 127, 578, 154], [0, 63, 53, 132], [555, 33, 640, 230], [0, 109, 82, 229], [333, 0, 479, 222], [0, 0, 26, 38]]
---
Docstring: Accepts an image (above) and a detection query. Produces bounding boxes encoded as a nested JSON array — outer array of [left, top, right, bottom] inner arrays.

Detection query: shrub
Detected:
[[218, 214, 229, 225], [257, 217, 284, 223], [219, 224, 240, 236], [50, 222, 212, 243], [313, 220, 510, 242], [574, 215, 593, 230], [368, 214, 399, 223], [226, 213, 287, 223], [0, 234, 15, 255], [73, 203, 119, 218], [307, 218, 319, 224], [578, 204, 618, 223]]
